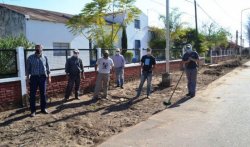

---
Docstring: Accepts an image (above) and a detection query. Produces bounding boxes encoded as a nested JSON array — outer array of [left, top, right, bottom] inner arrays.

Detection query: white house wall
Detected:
[[25, 20, 89, 48], [115, 13, 149, 50], [25, 19, 90, 70]]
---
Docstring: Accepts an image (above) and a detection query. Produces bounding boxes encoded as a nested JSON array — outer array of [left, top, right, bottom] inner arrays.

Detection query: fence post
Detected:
[[97, 48, 102, 59], [16, 47, 27, 97], [210, 49, 213, 64]]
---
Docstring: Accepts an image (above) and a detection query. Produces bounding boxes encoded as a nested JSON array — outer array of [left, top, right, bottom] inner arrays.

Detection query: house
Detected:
[[0, 3, 91, 70], [105, 11, 149, 50], [0, 3, 149, 68]]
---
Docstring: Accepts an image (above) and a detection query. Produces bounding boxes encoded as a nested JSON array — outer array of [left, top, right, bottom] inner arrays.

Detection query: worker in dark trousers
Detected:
[[26, 44, 51, 117], [64, 49, 85, 101], [182, 44, 199, 98]]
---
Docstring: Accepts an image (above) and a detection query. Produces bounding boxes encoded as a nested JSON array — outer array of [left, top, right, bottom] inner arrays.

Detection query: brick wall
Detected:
[[0, 59, 205, 111], [0, 81, 22, 111], [211, 56, 234, 64]]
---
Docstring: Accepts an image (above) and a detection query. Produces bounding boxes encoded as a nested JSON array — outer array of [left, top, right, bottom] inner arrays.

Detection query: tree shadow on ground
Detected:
[[51, 98, 99, 114], [101, 97, 146, 115]]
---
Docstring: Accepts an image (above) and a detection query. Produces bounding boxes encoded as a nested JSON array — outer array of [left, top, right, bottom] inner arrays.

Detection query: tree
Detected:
[[121, 26, 127, 49], [149, 27, 165, 49], [0, 35, 34, 78], [67, 0, 141, 49], [159, 8, 187, 33], [201, 22, 230, 50]]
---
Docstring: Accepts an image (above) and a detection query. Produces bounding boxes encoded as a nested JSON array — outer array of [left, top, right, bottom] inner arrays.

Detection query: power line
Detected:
[[196, 3, 221, 26], [184, 0, 222, 27], [212, 0, 237, 21], [150, 0, 165, 7]]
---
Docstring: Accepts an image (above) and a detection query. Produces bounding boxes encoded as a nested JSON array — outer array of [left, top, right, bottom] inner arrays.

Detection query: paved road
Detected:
[[99, 61, 250, 147]]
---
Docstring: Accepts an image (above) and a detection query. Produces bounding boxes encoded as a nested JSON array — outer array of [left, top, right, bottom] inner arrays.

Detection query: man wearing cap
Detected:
[[64, 49, 85, 101], [112, 48, 125, 89], [136, 48, 156, 98], [26, 44, 51, 117], [93, 50, 114, 99], [182, 44, 199, 98]]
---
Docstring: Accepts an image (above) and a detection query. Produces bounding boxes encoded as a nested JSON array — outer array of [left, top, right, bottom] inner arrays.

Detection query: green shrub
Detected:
[[0, 34, 34, 49], [124, 51, 133, 63]]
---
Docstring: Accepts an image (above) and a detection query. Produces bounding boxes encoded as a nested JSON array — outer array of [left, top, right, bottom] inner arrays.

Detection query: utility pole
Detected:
[[240, 8, 250, 56], [194, 0, 199, 52], [165, 0, 170, 73], [162, 0, 171, 87]]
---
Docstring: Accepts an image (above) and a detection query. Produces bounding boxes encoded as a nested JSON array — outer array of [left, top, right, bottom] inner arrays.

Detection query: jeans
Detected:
[[136, 71, 152, 97], [114, 67, 124, 87], [185, 68, 197, 96], [94, 73, 110, 98], [29, 75, 47, 113], [65, 74, 81, 99]]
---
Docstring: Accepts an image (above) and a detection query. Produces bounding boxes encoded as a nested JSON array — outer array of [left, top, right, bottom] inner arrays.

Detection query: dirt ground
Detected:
[[0, 58, 247, 147]]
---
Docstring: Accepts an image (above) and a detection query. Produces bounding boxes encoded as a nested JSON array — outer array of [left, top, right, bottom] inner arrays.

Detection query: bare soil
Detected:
[[0, 58, 247, 147]]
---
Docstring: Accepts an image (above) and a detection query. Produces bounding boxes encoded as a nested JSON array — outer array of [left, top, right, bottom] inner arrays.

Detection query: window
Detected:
[[53, 43, 70, 56], [135, 40, 141, 49], [134, 19, 140, 29]]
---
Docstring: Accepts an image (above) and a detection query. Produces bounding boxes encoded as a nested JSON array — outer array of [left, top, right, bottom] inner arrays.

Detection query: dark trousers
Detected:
[[185, 68, 197, 95], [29, 75, 47, 113], [65, 74, 81, 99]]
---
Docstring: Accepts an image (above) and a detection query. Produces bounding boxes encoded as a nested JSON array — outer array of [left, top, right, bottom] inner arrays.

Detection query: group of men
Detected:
[[26, 44, 199, 117]]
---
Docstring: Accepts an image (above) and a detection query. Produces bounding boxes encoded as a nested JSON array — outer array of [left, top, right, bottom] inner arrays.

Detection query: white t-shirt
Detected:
[[96, 57, 114, 74]]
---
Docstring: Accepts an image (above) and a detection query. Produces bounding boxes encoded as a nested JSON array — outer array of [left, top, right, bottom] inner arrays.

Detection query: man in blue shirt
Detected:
[[182, 44, 199, 98], [136, 48, 156, 98], [26, 44, 51, 117]]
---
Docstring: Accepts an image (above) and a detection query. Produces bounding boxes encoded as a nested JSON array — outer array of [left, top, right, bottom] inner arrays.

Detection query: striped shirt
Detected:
[[27, 54, 50, 76]]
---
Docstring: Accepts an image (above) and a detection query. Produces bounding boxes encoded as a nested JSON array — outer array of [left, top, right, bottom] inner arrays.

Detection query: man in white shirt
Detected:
[[93, 50, 114, 99]]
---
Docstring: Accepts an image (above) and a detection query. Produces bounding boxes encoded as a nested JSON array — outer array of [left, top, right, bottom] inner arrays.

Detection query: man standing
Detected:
[[136, 48, 156, 98], [182, 44, 199, 98], [112, 48, 125, 89], [26, 44, 51, 117], [64, 49, 85, 101], [93, 50, 114, 99]]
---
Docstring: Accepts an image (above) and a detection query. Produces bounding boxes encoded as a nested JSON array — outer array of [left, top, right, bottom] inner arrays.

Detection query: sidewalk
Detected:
[[99, 61, 250, 147]]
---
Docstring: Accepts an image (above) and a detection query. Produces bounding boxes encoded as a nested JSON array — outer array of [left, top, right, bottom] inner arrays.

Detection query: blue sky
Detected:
[[2, 0, 250, 45]]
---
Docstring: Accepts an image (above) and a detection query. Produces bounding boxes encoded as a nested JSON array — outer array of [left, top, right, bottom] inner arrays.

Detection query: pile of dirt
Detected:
[[203, 68, 223, 76], [203, 58, 242, 76], [221, 59, 242, 68]]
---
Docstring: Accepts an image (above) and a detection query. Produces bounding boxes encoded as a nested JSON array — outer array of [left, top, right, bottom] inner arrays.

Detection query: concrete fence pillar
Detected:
[[97, 48, 102, 59], [16, 47, 27, 97]]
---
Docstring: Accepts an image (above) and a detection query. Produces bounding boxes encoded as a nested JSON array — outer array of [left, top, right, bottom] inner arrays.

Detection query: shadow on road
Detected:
[[168, 96, 193, 109]]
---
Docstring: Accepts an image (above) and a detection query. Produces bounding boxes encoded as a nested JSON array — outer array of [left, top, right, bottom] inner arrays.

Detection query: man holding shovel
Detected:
[[182, 44, 199, 98]]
